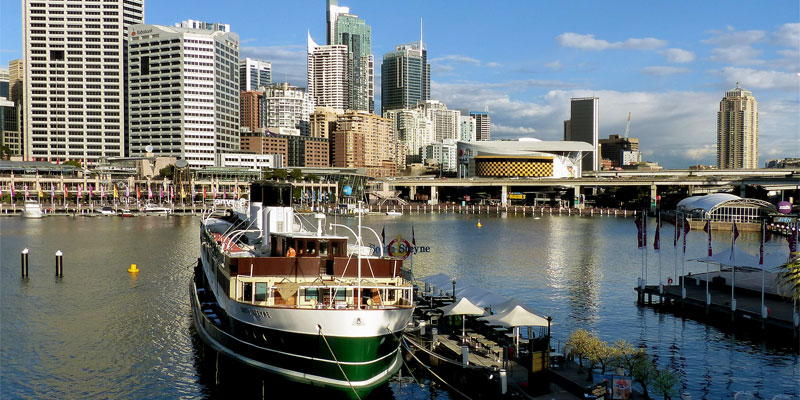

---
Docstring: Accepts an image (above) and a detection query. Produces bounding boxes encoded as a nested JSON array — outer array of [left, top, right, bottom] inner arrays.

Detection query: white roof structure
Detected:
[[676, 194, 775, 217], [459, 139, 594, 155], [479, 305, 549, 327], [438, 297, 486, 316]]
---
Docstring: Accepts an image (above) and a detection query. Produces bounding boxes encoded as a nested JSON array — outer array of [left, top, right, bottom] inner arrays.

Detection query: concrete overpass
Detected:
[[378, 169, 800, 211]]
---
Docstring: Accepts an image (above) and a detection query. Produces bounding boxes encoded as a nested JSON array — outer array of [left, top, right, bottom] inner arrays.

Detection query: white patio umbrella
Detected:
[[480, 305, 549, 354], [439, 297, 486, 341]]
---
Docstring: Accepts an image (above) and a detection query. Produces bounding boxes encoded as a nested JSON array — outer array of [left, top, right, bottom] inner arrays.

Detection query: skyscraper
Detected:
[[385, 108, 433, 164], [175, 19, 231, 33], [326, 0, 350, 45], [239, 58, 272, 92], [417, 100, 460, 143], [568, 97, 599, 171], [307, 33, 349, 112], [381, 41, 430, 114], [23, 1, 144, 163], [717, 83, 758, 169], [470, 111, 490, 141], [128, 24, 240, 168], [333, 11, 373, 112], [260, 83, 315, 136]]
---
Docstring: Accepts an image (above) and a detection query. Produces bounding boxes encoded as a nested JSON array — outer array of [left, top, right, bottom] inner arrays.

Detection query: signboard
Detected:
[[777, 201, 792, 214], [509, 193, 525, 200]]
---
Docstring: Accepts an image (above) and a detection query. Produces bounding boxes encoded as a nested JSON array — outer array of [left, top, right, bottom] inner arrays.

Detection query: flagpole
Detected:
[[644, 210, 648, 288], [761, 219, 765, 318], [731, 222, 736, 311], [674, 213, 679, 286], [658, 212, 662, 293]]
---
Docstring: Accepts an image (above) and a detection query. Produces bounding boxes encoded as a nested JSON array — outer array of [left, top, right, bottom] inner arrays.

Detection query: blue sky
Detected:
[[1, 0, 798, 168]]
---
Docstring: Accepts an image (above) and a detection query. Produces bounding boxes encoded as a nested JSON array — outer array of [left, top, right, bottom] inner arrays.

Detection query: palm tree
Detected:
[[777, 251, 800, 301]]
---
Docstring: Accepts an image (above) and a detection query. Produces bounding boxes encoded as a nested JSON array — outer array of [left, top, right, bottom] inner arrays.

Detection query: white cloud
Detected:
[[429, 55, 481, 65], [703, 27, 766, 47], [240, 45, 307, 85], [556, 32, 667, 50], [491, 124, 536, 136], [774, 23, 800, 48], [685, 144, 716, 161], [702, 27, 767, 65], [640, 66, 691, 76], [708, 45, 764, 65], [545, 60, 563, 71], [486, 61, 501, 68], [717, 67, 800, 90], [662, 48, 695, 63]]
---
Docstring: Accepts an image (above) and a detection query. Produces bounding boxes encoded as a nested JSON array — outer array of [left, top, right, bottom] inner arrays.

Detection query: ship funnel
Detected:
[[249, 182, 294, 254]]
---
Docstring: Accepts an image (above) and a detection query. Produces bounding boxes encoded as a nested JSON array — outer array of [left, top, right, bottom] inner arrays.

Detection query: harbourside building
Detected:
[[309, 106, 340, 138], [240, 91, 262, 132], [717, 83, 758, 169], [127, 24, 240, 168], [307, 33, 349, 112], [240, 132, 329, 168], [260, 83, 314, 136], [417, 100, 460, 143], [384, 108, 433, 164], [1, 97, 21, 157], [330, 111, 395, 177], [599, 134, 640, 168], [217, 152, 283, 170], [470, 111, 491, 141], [175, 19, 230, 33], [0, 68, 8, 98], [457, 139, 593, 179], [239, 58, 272, 92], [8, 59, 23, 156], [459, 115, 476, 142], [424, 139, 457, 173], [564, 97, 599, 171], [381, 42, 430, 114], [23, 0, 144, 164]]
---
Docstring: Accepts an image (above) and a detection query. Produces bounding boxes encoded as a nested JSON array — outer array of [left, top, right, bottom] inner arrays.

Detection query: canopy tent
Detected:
[[479, 305, 549, 354], [439, 297, 487, 341], [418, 273, 456, 296]]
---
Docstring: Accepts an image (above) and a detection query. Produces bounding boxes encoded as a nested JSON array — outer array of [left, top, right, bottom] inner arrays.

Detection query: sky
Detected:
[[1, 0, 798, 168]]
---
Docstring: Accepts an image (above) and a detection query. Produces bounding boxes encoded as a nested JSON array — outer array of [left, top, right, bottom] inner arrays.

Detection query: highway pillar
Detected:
[[501, 185, 508, 206], [573, 185, 582, 209], [650, 184, 658, 214], [430, 185, 438, 205], [409, 186, 416, 202]]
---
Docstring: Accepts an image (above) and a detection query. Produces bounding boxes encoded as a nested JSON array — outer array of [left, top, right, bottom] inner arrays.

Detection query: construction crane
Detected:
[[624, 112, 631, 139]]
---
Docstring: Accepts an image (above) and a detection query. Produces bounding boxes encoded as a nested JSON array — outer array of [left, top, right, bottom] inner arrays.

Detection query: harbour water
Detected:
[[1, 213, 798, 398]]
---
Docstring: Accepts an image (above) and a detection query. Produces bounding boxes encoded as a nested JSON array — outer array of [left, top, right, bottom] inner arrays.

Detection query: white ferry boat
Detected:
[[22, 200, 44, 219], [191, 182, 415, 398], [142, 204, 171, 215]]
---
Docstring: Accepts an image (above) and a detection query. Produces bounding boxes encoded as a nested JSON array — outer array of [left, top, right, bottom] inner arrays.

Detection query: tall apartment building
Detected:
[[128, 24, 240, 168], [331, 111, 395, 177], [260, 83, 314, 136], [381, 42, 430, 114], [307, 33, 349, 112], [9, 60, 23, 105], [7, 59, 24, 156], [23, 0, 144, 163], [385, 108, 433, 164], [417, 100, 460, 143], [326, 0, 350, 45], [240, 91, 262, 132], [0, 68, 8, 98], [239, 58, 271, 92], [309, 106, 340, 138], [333, 13, 374, 112], [566, 97, 599, 171], [717, 83, 758, 169], [470, 111, 490, 141], [599, 134, 639, 168], [1, 98, 21, 156], [459, 115, 476, 142], [241, 132, 329, 168]]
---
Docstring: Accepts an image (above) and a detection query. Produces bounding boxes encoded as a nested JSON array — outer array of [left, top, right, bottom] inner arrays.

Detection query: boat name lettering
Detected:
[[241, 307, 271, 318]]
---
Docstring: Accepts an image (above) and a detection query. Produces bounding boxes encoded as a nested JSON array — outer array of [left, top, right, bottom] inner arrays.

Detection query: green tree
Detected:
[[261, 168, 273, 180], [290, 168, 303, 181], [565, 329, 594, 373], [612, 339, 643, 375], [273, 169, 288, 180], [293, 186, 302, 200], [63, 160, 81, 168], [631, 353, 656, 400], [777, 252, 800, 301], [652, 367, 679, 400], [159, 165, 175, 180], [0, 145, 12, 160], [306, 173, 319, 182]]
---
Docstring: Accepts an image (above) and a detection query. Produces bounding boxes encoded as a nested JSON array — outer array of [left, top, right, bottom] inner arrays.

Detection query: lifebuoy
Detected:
[[287, 247, 297, 257], [668, 278, 674, 285]]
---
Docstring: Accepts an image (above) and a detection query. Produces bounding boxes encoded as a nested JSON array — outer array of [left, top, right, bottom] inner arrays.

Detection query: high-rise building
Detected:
[[385, 108, 433, 164], [309, 106, 340, 138], [1, 98, 21, 156], [470, 111, 490, 141], [175, 19, 230, 33], [241, 132, 329, 168], [717, 83, 758, 169], [425, 139, 458, 173], [240, 91, 262, 133], [7, 59, 24, 156], [239, 58, 272, 92], [307, 33, 349, 112], [326, 0, 350, 45], [331, 111, 395, 177], [333, 12, 373, 112], [381, 42, 430, 114], [599, 134, 639, 168], [459, 115, 476, 142], [417, 100, 460, 143], [128, 24, 240, 168], [568, 97, 599, 171], [8, 60, 23, 105], [23, 1, 144, 163], [0, 68, 8, 98], [260, 83, 314, 136]]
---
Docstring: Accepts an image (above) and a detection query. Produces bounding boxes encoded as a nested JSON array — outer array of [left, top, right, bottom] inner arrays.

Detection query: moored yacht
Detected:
[[191, 182, 415, 398], [22, 200, 44, 219]]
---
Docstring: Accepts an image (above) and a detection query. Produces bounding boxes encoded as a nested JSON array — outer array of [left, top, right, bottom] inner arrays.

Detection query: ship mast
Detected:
[[357, 201, 362, 308]]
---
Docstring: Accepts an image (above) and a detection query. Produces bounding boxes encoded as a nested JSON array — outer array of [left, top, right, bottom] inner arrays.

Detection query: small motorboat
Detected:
[[142, 204, 171, 215], [99, 206, 116, 216], [386, 210, 402, 216], [119, 209, 134, 217], [22, 200, 44, 219]]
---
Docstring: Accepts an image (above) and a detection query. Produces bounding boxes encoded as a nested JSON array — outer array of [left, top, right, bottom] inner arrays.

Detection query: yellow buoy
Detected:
[[477, 220, 482, 227], [128, 263, 139, 273]]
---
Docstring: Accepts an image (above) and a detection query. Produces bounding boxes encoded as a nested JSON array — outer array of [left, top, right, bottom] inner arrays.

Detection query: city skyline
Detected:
[[1, 0, 797, 169]]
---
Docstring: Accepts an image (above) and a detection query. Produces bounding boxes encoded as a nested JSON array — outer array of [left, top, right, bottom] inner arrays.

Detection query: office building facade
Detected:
[[385, 108, 433, 164], [599, 134, 639, 168], [240, 91, 262, 132], [309, 106, 340, 138], [307, 33, 349, 112], [470, 111, 490, 141], [459, 115, 476, 142], [417, 100, 460, 143], [334, 13, 373, 113], [381, 42, 430, 114], [128, 24, 240, 168], [567, 97, 599, 171], [23, 0, 144, 163], [260, 83, 314, 136], [717, 83, 758, 169], [239, 58, 271, 92], [330, 111, 395, 177]]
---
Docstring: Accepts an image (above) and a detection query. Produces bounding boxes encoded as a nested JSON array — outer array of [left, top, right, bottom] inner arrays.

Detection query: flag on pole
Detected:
[[181, 186, 186, 200], [192, 185, 196, 199], [381, 224, 386, 245], [730, 221, 739, 261], [77, 185, 81, 199], [159, 186, 163, 200], [63, 184, 68, 198], [203, 187, 207, 199], [674, 215, 681, 247], [50, 183, 55, 201], [412, 225, 416, 246], [136, 186, 141, 200], [125, 185, 129, 198], [0, 185, 3, 197], [653, 221, 661, 254], [760, 222, 765, 266], [113, 186, 118, 199], [148, 185, 153, 199], [101, 185, 105, 199], [635, 214, 644, 249], [10, 185, 14, 198], [223, 188, 227, 199], [89, 184, 94, 198], [683, 216, 691, 254], [37, 183, 43, 198], [789, 224, 797, 254], [24, 184, 29, 199], [212, 186, 216, 199], [703, 220, 712, 256]]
